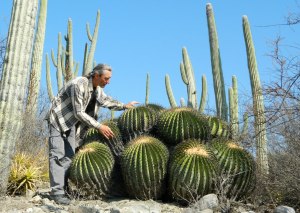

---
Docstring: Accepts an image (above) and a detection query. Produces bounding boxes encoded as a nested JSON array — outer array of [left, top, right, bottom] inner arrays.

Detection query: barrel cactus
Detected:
[[69, 142, 115, 197], [121, 135, 169, 200], [206, 116, 230, 139], [156, 107, 209, 145], [168, 139, 218, 203], [118, 105, 158, 142], [83, 120, 124, 161], [211, 139, 256, 199]]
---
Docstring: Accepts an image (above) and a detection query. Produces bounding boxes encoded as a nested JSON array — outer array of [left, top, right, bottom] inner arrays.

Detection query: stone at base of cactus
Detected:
[[121, 135, 169, 200], [168, 139, 218, 203]]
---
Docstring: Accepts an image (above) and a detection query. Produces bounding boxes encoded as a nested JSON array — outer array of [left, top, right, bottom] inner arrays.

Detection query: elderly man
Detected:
[[46, 64, 138, 205]]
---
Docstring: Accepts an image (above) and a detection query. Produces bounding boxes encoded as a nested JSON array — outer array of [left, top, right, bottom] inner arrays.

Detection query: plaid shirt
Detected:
[[47, 77, 125, 137]]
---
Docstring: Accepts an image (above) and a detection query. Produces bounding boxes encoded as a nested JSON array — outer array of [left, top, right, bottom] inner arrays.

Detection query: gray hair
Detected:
[[86, 64, 112, 78]]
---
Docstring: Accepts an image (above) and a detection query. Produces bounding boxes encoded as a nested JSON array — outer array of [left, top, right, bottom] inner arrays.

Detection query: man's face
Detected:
[[93, 70, 112, 88]]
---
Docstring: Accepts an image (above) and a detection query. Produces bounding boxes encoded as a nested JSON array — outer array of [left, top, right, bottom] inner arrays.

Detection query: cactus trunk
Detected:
[[243, 16, 269, 175], [0, 0, 39, 195]]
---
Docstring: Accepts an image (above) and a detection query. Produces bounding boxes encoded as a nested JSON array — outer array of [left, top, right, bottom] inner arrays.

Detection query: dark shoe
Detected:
[[50, 194, 71, 205]]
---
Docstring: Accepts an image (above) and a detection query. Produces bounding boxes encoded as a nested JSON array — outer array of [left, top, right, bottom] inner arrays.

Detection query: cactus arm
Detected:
[[243, 15, 269, 175], [182, 47, 197, 109], [56, 33, 63, 90], [83, 10, 100, 75], [51, 48, 57, 67], [145, 73, 149, 105], [26, 0, 47, 114], [240, 112, 248, 138], [229, 76, 239, 139], [45, 53, 54, 100], [82, 43, 88, 74], [199, 75, 207, 113], [206, 3, 228, 121], [65, 18, 73, 81], [61, 46, 66, 79], [73, 62, 79, 77], [180, 62, 188, 85], [180, 98, 185, 107], [165, 74, 177, 108]]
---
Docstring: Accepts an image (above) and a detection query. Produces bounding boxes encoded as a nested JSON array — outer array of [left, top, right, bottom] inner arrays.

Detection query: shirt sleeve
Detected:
[[71, 82, 102, 129], [96, 87, 125, 110]]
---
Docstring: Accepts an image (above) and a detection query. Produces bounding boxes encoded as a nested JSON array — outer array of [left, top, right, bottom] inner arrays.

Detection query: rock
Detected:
[[190, 194, 219, 211], [274, 206, 295, 213]]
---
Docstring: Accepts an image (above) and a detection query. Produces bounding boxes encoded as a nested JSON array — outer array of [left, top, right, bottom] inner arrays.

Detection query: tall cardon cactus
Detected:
[[243, 16, 269, 175], [0, 0, 39, 195], [121, 135, 169, 200], [206, 3, 228, 121]]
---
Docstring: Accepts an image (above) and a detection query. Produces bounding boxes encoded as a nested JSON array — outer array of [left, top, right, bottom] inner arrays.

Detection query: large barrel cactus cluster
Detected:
[[68, 104, 256, 203], [66, 1, 264, 205]]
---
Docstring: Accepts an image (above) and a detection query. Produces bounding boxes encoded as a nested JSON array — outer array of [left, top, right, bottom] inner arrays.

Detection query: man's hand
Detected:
[[124, 101, 139, 109], [98, 124, 114, 139]]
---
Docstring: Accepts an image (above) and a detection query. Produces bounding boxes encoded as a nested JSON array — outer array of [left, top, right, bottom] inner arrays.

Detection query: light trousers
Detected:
[[48, 124, 76, 195]]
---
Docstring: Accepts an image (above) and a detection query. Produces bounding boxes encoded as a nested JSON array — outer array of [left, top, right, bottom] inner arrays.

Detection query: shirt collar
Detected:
[[88, 77, 94, 93]]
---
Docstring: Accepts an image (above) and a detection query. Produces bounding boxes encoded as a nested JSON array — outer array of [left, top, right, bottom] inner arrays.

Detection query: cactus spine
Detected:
[[243, 16, 269, 175], [206, 3, 228, 121], [0, 0, 39, 195], [168, 140, 218, 203], [70, 142, 115, 196], [121, 135, 169, 200]]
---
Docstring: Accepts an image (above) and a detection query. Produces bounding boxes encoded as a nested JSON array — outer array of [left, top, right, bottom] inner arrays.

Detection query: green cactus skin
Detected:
[[206, 3, 228, 121], [156, 107, 209, 145], [211, 139, 256, 199], [243, 15, 268, 175], [83, 120, 124, 161], [168, 140, 218, 203], [121, 135, 169, 200], [69, 142, 115, 197], [145, 73, 150, 105], [206, 116, 229, 139], [198, 75, 207, 113], [118, 105, 158, 142], [165, 74, 178, 108]]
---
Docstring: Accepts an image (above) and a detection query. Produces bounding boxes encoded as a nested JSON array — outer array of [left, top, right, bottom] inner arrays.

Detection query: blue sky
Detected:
[[0, 1, 299, 115]]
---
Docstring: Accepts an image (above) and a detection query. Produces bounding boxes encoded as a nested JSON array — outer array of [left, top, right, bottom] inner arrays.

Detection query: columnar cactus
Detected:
[[168, 140, 218, 203], [211, 139, 256, 199], [206, 3, 228, 121], [0, 0, 39, 195], [26, 0, 47, 115], [243, 15, 269, 175], [165, 48, 207, 112], [156, 107, 209, 145], [83, 120, 124, 161], [69, 142, 115, 196], [117, 105, 158, 142], [121, 135, 169, 200]]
